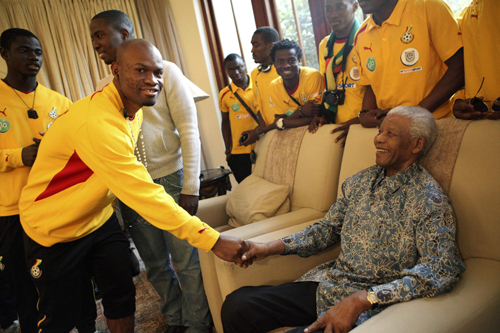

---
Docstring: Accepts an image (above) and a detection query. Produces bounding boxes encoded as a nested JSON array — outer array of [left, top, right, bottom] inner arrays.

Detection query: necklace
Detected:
[[11, 85, 38, 119], [126, 111, 147, 169]]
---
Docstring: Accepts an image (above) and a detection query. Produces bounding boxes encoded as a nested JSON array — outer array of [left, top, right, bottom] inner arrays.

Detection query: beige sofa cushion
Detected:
[[226, 175, 290, 227]]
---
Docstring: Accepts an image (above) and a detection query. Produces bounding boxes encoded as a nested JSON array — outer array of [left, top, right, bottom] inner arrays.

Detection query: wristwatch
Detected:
[[276, 118, 285, 131], [366, 290, 379, 309]]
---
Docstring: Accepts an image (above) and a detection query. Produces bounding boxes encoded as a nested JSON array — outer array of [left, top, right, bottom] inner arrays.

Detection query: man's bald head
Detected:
[[111, 39, 164, 115], [116, 39, 162, 64]]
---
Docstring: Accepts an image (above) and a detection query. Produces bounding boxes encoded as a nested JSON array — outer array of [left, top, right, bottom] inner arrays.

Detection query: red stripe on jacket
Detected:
[[35, 151, 94, 201]]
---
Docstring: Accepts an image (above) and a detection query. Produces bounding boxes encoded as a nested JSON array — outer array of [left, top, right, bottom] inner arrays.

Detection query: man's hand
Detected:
[[212, 234, 246, 264], [304, 291, 372, 333], [179, 194, 199, 216], [239, 129, 259, 146], [330, 118, 360, 147], [453, 98, 488, 120], [301, 101, 321, 117], [308, 116, 328, 133], [21, 138, 41, 167], [358, 109, 380, 128]]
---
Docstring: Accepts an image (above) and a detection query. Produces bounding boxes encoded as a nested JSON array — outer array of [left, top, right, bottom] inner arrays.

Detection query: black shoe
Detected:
[[164, 325, 186, 333]]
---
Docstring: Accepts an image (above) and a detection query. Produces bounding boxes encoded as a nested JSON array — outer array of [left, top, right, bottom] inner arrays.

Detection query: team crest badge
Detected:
[[401, 26, 414, 44], [301, 93, 307, 103], [401, 48, 419, 66], [366, 57, 376, 72], [49, 107, 58, 119], [350, 66, 360, 81], [0, 256, 4, 271], [231, 103, 240, 112], [286, 110, 294, 116], [0, 118, 10, 133], [31, 259, 42, 279]]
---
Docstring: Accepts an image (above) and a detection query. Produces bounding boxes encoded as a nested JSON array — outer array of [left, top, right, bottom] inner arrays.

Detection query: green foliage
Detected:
[[276, 0, 319, 70]]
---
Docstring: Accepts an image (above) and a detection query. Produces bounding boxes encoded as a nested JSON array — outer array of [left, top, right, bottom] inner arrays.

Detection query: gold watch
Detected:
[[366, 291, 379, 309]]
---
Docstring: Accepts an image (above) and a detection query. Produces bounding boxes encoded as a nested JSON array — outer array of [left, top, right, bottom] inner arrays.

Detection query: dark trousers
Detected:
[[0, 215, 40, 333], [0, 274, 17, 329], [221, 281, 324, 333], [228, 153, 252, 183], [23, 213, 133, 332]]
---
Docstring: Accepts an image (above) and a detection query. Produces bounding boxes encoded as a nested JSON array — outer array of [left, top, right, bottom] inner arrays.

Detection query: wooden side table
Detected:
[[199, 167, 232, 199]]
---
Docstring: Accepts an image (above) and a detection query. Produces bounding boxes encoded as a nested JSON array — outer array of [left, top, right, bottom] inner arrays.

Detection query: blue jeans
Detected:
[[119, 169, 211, 332]]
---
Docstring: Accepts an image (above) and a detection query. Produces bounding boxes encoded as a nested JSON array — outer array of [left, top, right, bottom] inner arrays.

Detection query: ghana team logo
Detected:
[[49, 107, 58, 119], [0, 256, 4, 271], [31, 259, 43, 278], [401, 26, 414, 44]]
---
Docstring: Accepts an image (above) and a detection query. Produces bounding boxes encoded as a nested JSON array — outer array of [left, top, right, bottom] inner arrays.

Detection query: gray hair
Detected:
[[387, 106, 438, 156]]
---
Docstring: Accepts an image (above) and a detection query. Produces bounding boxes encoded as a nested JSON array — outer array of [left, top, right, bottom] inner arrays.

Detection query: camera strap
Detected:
[[228, 85, 261, 125], [322, 19, 360, 121], [324, 19, 360, 89]]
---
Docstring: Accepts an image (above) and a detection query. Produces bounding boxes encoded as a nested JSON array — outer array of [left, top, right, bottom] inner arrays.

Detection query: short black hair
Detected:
[[224, 53, 243, 66], [270, 38, 303, 63], [0, 28, 39, 50], [254, 27, 280, 44], [91, 10, 135, 38]]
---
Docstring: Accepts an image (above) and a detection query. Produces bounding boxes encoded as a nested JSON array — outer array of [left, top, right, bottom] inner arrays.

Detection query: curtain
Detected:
[[0, 0, 208, 169], [0, 0, 186, 101]]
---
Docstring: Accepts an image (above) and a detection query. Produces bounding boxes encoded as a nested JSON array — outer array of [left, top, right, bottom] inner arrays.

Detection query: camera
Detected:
[[322, 89, 345, 106], [238, 133, 248, 144]]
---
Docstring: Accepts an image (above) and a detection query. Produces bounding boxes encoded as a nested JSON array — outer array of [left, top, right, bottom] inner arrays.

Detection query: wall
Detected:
[[169, 0, 227, 172]]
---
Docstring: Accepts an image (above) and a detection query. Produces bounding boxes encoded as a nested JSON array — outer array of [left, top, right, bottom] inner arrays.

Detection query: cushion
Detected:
[[226, 175, 290, 227]]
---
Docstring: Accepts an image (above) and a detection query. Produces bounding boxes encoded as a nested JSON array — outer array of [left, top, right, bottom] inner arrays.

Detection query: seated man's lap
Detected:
[[222, 281, 319, 333]]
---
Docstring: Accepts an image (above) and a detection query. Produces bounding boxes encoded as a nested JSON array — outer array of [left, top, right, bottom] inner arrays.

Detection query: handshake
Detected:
[[211, 235, 284, 268]]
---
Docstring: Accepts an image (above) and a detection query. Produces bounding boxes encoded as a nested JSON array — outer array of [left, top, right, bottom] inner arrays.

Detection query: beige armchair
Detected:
[[210, 120, 500, 333], [197, 125, 345, 333]]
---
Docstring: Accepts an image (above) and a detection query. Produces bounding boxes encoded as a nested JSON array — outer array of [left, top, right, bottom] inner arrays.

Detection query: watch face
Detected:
[[367, 292, 378, 304]]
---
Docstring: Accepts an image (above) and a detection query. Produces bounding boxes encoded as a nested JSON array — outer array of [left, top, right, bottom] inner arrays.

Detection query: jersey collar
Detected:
[[366, 0, 408, 31], [230, 74, 253, 93]]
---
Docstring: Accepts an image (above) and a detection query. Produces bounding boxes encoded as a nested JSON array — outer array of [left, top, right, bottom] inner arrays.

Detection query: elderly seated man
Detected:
[[221, 106, 464, 333]]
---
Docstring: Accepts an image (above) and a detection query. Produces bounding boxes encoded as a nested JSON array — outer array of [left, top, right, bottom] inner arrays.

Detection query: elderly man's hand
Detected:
[[453, 98, 487, 120], [304, 290, 372, 333], [212, 234, 247, 264]]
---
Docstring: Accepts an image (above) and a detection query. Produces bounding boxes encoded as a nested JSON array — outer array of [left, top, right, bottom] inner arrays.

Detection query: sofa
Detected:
[[199, 119, 500, 333], [197, 124, 345, 332]]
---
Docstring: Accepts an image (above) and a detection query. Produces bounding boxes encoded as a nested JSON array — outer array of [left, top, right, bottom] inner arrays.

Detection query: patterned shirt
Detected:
[[282, 163, 464, 324]]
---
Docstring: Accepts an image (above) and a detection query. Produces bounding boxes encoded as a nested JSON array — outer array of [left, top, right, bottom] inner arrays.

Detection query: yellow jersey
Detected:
[[268, 67, 324, 119], [319, 31, 365, 124], [0, 80, 72, 216], [251, 65, 280, 125], [458, 0, 500, 108], [354, 0, 462, 119], [19, 82, 219, 249], [219, 76, 257, 154]]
